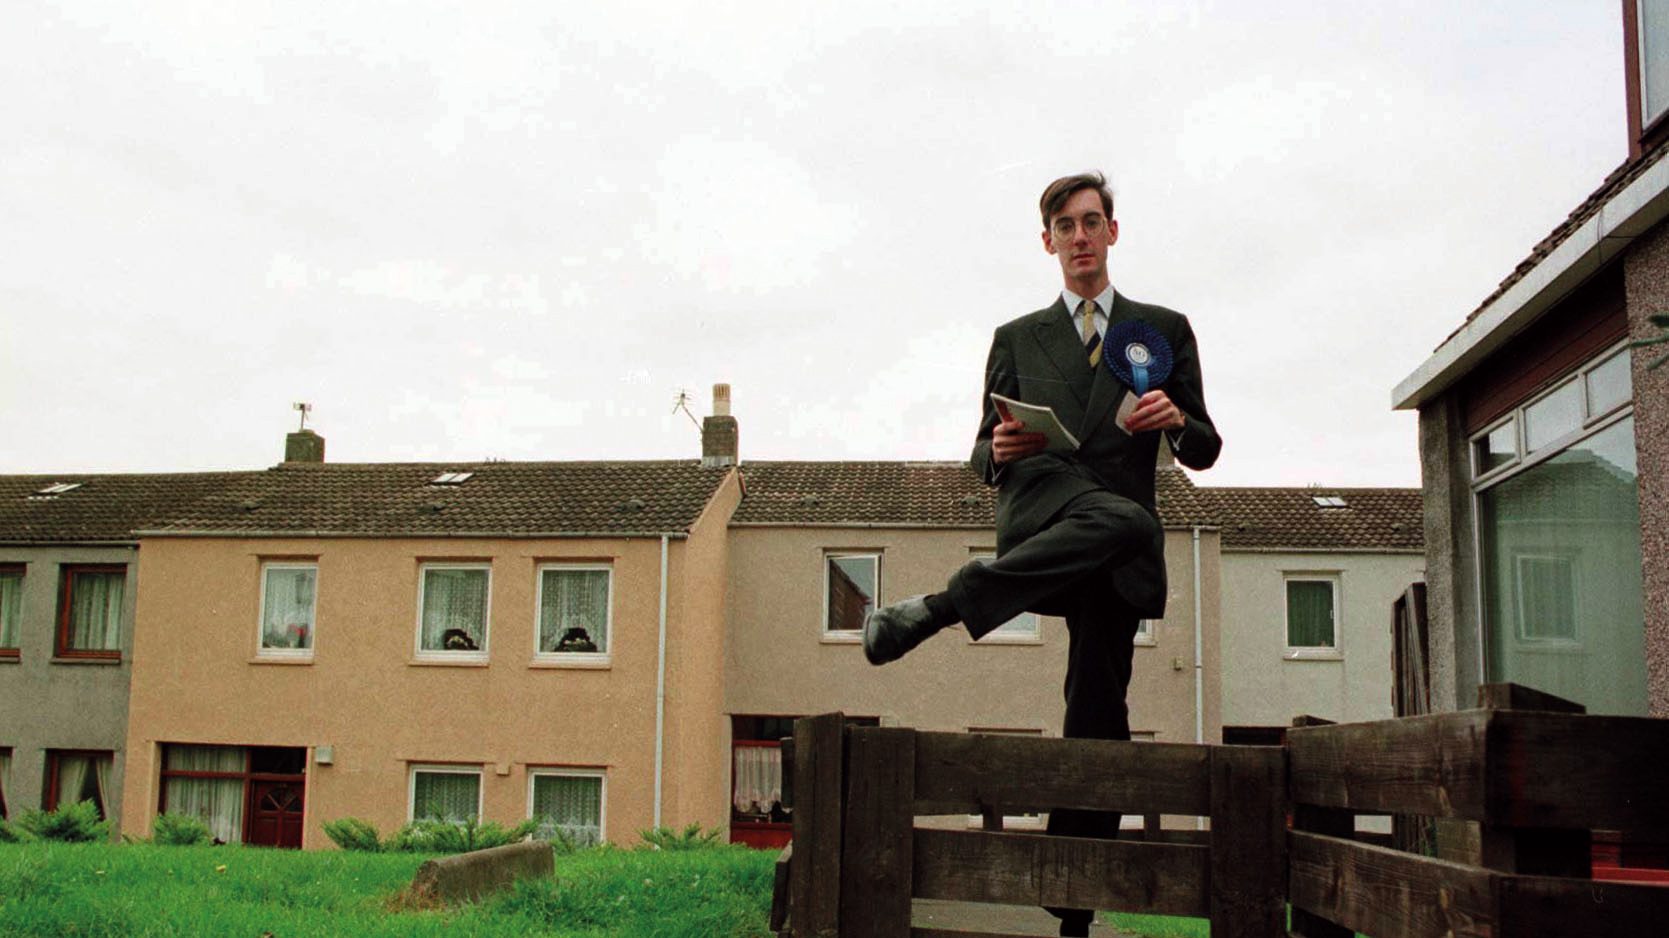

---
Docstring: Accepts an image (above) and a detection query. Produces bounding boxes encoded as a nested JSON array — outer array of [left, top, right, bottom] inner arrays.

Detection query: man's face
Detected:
[[1042, 187, 1119, 285]]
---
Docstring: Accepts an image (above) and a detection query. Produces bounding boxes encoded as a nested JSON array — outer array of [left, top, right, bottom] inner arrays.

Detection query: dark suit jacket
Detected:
[[968, 291, 1221, 618]]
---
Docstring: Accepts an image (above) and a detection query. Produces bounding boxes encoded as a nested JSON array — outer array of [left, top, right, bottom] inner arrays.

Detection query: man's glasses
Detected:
[[1051, 213, 1109, 239]]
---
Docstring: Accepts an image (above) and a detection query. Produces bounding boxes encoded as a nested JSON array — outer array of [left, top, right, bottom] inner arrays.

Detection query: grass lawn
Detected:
[[0, 841, 777, 937], [1104, 912, 1209, 937]]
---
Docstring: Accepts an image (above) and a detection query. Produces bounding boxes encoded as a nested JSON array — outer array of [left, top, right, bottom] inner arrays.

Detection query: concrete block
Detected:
[[409, 840, 554, 904]]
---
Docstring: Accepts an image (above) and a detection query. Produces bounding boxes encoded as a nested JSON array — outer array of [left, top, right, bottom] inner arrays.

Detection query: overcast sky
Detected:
[[0, 2, 1627, 486]]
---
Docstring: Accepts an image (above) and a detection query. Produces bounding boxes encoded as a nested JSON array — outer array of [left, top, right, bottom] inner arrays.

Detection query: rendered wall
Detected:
[[1623, 221, 1669, 718]]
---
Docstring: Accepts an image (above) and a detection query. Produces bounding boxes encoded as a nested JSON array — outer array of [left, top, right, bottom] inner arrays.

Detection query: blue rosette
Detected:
[[1104, 320, 1173, 395]]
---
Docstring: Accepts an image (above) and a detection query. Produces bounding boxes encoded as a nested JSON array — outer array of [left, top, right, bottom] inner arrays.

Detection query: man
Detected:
[[862, 172, 1220, 938]]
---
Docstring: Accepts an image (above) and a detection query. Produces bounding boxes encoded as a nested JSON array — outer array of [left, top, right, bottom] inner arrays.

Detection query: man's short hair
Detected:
[[1039, 172, 1115, 229]]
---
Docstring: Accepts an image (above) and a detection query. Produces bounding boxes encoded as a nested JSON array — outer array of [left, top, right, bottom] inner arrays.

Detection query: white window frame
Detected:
[[407, 763, 484, 823], [256, 562, 318, 660], [526, 767, 607, 846], [967, 552, 1041, 644], [822, 551, 880, 642], [533, 564, 613, 666], [1133, 618, 1155, 647], [414, 563, 491, 662], [1283, 574, 1341, 660], [1511, 552, 1581, 646]]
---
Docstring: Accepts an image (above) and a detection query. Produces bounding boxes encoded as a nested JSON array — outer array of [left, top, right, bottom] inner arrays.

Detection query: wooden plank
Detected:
[[1208, 746, 1286, 938], [912, 730, 1211, 816], [770, 843, 792, 933], [1486, 710, 1669, 833], [1288, 806, 1354, 938], [1289, 711, 1490, 818], [912, 828, 1209, 917], [1495, 873, 1669, 936], [790, 713, 845, 938], [1476, 681, 1586, 714], [840, 727, 916, 938], [1288, 831, 1497, 938]]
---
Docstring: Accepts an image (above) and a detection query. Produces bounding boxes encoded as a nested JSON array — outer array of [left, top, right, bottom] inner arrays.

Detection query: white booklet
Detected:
[[990, 393, 1081, 453]]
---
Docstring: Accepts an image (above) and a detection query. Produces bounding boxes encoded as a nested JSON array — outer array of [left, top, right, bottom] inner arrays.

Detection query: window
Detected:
[[1133, 618, 1154, 646], [729, 714, 877, 849], [824, 552, 879, 635], [1285, 577, 1338, 654], [158, 745, 307, 847], [1641, 0, 1669, 126], [56, 565, 125, 659], [536, 565, 611, 659], [416, 564, 490, 659], [529, 769, 604, 846], [1514, 555, 1577, 642], [0, 747, 11, 819], [0, 565, 21, 658], [259, 563, 317, 658], [410, 765, 483, 822], [1311, 495, 1347, 509], [429, 471, 474, 485], [970, 553, 1039, 641], [45, 750, 113, 819]]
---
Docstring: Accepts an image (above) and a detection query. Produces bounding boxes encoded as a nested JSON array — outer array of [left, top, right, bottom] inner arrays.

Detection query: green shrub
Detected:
[[322, 817, 383, 852], [16, 801, 109, 843], [0, 819, 26, 843], [151, 813, 212, 846], [638, 822, 721, 851], [387, 816, 538, 854]]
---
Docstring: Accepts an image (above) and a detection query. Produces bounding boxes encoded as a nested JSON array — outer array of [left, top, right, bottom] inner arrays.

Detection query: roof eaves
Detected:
[[135, 528, 694, 539]]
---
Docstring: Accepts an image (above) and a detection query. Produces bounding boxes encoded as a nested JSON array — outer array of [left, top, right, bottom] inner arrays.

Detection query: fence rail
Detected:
[[772, 683, 1669, 938]]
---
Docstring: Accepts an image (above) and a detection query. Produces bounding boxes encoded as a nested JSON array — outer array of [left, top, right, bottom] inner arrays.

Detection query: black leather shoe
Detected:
[[862, 596, 938, 665]]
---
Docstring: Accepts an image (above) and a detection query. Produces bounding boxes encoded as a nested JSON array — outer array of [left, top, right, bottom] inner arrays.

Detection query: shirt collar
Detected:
[[1061, 284, 1116, 319]]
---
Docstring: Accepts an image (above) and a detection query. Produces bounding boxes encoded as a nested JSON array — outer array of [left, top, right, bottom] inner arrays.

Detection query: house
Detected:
[[1392, 0, 1667, 718], [0, 471, 236, 832], [1210, 487, 1425, 727], [111, 426, 739, 849]]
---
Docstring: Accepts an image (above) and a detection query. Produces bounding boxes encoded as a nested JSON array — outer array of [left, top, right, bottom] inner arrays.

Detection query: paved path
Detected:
[[912, 899, 1135, 937]]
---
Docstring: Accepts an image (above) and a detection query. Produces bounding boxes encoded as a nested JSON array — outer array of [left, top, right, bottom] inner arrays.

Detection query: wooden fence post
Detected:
[[839, 726, 916, 938], [1286, 715, 1353, 938], [1208, 745, 1286, 937], [789, 713, 846, 938]]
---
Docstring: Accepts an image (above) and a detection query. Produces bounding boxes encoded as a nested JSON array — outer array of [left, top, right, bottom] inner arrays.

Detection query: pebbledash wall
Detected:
[[118, 477, 741, 849]]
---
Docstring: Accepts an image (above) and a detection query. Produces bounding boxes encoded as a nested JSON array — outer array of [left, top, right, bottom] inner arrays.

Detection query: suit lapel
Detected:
[[1029, 297, 1094, 410], [1081, 290, 1132, 439]]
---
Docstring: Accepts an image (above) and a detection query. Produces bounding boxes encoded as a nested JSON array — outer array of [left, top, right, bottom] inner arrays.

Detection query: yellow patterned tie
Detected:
[[1080, 299, 1102, 367]]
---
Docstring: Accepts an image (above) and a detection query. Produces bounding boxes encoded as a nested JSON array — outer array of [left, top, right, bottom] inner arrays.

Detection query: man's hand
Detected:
[[1124, 390, 1186, 433], [991, 419, 1048, 465]]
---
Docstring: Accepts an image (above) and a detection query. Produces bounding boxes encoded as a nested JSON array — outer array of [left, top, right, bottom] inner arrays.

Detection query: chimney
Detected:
[[701, 383, 738, 467], [285, 429, 325, 463]]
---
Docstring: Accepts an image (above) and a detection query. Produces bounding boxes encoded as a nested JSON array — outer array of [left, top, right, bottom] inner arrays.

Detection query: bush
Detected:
[[638, 822, 721, 851], [0, 819, 26, 843], [16, 801, 109, 843], [323, 817, 383, 852], [152, 813, 212, 846], [387, 816, 538, 854]]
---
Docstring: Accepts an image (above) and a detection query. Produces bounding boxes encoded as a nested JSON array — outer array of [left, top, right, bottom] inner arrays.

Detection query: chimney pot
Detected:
[[712, 383, 732, 417], [701, 383, 738, 467]]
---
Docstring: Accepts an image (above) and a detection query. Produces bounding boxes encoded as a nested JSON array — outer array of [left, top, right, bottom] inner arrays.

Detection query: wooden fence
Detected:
[[770, 685, 1669, 938]]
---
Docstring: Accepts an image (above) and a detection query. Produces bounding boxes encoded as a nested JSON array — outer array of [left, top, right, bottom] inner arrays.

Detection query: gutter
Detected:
[[653, 534, 669, 829], [1392, 150, 1669, 410]]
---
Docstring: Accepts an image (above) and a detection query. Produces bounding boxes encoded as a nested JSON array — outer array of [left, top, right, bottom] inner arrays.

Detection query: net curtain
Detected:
[[262, 568, 316, 649], [421, 569, 487, 650], [414, 771, 479, 822], [0, 572, 21, 648], [732, 746, 785, 815], [69, 572, 124, 651], [532, 775, 602, 846], [163, 746, 246, 844], [540, 570, 609, 652]]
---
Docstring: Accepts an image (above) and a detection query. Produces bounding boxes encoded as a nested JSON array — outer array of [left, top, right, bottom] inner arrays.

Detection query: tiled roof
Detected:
[[0, 473, 243, 544], [731, 461, 1222, 528], [148, 461, 733, 537], [0, 462, 732, 541], [1206, 487, 1424, 552], [1449, 142, 1669, 343]]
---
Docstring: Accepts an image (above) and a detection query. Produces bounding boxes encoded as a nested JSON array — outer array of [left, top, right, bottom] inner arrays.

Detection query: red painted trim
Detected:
[[55, 565, 127, 660], [1627, 0, 1645, 160]]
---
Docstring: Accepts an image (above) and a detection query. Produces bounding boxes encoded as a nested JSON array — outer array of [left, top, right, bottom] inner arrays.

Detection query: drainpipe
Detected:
[[1192, 527, 1204, 747], [654, 534, 669, 829]]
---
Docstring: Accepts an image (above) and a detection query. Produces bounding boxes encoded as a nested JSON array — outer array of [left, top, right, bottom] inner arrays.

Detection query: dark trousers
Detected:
[[946, 489, 1152, 932]]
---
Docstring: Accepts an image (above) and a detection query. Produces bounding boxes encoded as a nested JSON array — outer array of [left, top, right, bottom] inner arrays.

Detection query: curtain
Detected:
[[68, 571, 124, 651], [540, 569, 609, 653], [92, 755, 111, 815], [0, 572, 21, 649], [532, 775, 601, 846], [163, 746, 246, 843], [413, 771, 479, 822], [0, 749, 11, 818], [1286, 581, 1334, 648], [420, 569, 487, 651], [261, 568, 316, 650], [55, 756, 89, 808], [732, 747, 783, 815]]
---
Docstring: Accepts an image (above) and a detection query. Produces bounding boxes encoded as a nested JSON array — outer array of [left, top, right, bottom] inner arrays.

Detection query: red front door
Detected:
[[246, 780, 305, 848]]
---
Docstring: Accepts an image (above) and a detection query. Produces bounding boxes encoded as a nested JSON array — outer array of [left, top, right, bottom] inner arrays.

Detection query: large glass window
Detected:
[[57, 566, 125, 658], [162, 745, 247, 844], [0, 565, 21, 657], [259, 564, 317, 657], [410, 765, 482, 822], [1641, 0, 1669, 126], [537, 566, 611, 658], [529, 770, 604, 846], [46, 751, 113, 819], [1478, 416, 1645, 715], [416, 565, 489, 658], [824, 553, 879, 634]]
